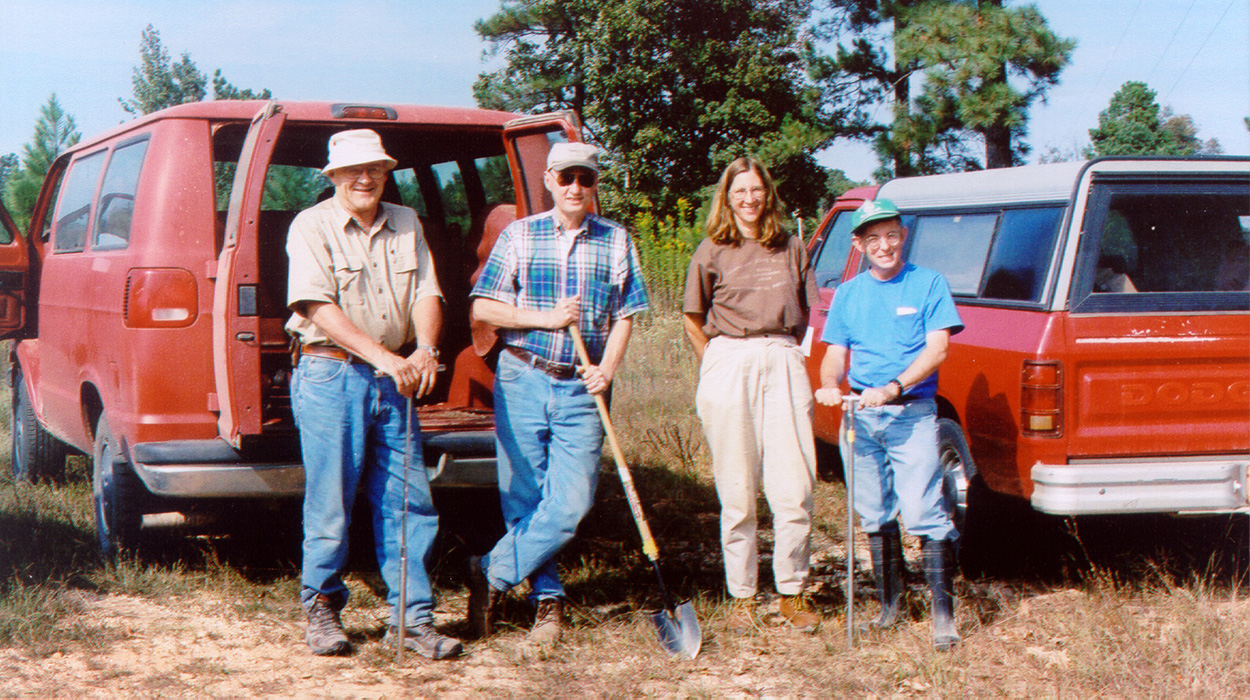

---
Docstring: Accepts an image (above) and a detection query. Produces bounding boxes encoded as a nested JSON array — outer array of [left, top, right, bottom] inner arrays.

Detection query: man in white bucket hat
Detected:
[[286, 128, 461, 659]]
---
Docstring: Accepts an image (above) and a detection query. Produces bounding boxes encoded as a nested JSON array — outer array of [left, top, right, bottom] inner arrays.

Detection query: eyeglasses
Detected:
[[339, 164, 389, 181], [554, 169, 598, 188], [729, 186, 766, 201], [859, 231, 903, 249]]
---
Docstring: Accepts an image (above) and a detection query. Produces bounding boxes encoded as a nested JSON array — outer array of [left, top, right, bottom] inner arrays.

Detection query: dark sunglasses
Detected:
[[554, 170, 598, 187]]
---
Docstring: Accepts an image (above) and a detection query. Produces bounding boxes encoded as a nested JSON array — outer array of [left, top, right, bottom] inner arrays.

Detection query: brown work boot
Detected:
[[467, 555, 504, 638], [529, 597, 565, 645], [779, 594, 821, 633], [305, 593, 351, 656], [725, 597, 758, 631]]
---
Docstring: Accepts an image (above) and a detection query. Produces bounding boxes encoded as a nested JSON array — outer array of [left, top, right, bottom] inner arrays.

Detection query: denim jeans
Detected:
[[482, 349, 604, 599], [293, 356, 440, 627], [841, 399, 956, 542]]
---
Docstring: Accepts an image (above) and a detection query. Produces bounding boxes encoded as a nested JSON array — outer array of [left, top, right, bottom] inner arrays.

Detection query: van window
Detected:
[[475, 155, 516, 208], [433, 162, 471, 238], [93, 139, 149, 250], [392, 168, 428, 216], [980, 207, 1064, 302], [52, 150, 107, 253], [262, 165, 325, 212], [812, 211, 856, 289], [909, 213, 997, 295]]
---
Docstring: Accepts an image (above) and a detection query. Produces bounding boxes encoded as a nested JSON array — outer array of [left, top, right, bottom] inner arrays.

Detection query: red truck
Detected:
[[804, 158, 1250, 529]]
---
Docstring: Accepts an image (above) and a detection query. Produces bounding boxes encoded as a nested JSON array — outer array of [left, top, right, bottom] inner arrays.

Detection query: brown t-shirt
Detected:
[[683, 234, 820, 341]]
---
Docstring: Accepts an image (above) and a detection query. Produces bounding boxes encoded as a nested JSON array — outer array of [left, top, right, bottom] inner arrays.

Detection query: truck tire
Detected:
[[937, 418, 976, 533], [11, 368, 71, 482], [92, 414, 145, 555]]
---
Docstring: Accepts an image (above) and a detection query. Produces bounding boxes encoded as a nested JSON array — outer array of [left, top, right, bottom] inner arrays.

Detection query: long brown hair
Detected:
[[704, 156, 788, 249]]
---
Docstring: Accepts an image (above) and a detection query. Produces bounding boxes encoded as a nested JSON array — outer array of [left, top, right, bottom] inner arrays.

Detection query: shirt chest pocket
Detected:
[[392, 251, 418, 276], [333, 255, 366, 303]]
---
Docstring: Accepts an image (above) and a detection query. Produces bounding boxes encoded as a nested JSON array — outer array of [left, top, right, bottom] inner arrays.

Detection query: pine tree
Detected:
[[2, 94, 81, 231], [120, 24, 208, 115], [1087, 81, 1221, 157]]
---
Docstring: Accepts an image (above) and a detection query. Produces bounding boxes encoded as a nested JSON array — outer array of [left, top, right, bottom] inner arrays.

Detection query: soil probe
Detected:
[[568, 325, 702, 659], [843, 394, 859, 648]]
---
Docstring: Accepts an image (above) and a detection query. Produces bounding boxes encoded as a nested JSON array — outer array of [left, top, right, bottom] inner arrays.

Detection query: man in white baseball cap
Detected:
[[286, 129, 461, 660], [467, 141, 649, 645]]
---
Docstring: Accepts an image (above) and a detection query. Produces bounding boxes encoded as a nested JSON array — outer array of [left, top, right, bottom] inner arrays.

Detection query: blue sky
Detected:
[[1, 0, 1245, 182]]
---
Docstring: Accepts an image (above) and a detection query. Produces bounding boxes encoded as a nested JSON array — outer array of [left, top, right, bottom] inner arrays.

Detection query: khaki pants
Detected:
[[696, 336, 817, 598]]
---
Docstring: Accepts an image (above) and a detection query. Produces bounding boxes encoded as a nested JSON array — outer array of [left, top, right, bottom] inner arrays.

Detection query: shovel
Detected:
[[568, 325, 702, 660]]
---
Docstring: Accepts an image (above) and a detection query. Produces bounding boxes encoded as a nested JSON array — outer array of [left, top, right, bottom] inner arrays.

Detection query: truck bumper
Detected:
[[129, 430, 498, 497], [1030, 458, 1250, 515]]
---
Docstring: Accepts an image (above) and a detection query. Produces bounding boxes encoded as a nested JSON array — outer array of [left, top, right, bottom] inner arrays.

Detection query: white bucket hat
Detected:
[[322, 129, 397, 175], [546, 142, 600, 173]]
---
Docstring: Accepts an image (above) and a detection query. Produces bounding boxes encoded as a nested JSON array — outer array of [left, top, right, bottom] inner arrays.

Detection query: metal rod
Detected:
[[397, 393, 412, 663]]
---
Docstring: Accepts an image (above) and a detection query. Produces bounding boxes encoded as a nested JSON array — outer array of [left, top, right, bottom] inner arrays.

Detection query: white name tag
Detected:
[[896, 306, 917, 316]]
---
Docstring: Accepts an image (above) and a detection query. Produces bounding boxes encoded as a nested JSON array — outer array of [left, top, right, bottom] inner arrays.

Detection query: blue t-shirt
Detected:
[[820, 263, 963, 399]]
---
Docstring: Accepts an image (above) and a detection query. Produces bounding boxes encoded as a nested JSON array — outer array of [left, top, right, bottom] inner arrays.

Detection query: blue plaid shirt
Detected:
[[471, 210, 650, 365]]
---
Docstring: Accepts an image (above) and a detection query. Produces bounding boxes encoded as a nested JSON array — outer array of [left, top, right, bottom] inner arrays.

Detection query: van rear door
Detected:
[[1063, 161, 1250, 459], [501, 112, 583, 218], [0, 201, 28, 337], [212, 102, 287, 445]]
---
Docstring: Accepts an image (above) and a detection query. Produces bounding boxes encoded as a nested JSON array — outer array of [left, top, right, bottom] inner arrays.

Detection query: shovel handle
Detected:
[[567, 325, 661, 563]]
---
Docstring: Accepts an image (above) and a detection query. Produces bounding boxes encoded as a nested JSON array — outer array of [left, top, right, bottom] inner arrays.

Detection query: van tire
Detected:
[[11, 368, 71, 483], [92, 414, 145, 556], [937, 418, 975, 533]]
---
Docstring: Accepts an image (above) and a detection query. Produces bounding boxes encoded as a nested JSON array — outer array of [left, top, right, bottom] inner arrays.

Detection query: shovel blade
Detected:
[[647, 601, 701, 659]]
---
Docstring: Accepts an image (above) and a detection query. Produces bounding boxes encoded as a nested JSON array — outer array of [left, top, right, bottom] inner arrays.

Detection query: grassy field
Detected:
[[3, 319, 1250, 696]]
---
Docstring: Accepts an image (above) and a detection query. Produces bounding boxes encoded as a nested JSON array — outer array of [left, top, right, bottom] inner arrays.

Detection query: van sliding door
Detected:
[[212, 102, 287, 445]]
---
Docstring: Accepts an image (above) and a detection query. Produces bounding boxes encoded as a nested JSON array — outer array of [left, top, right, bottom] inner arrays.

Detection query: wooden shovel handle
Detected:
[[567, 325, 661, 563]]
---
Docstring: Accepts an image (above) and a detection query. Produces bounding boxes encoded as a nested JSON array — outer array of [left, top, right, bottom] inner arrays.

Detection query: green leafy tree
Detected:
[[1087, 81, 1221, 157], [475, 0, 835, 219], [897, 0, 1074, 170], [120, 24, 208, 115], [2, 94, 81, 231], [820, 0, 1073, 176]]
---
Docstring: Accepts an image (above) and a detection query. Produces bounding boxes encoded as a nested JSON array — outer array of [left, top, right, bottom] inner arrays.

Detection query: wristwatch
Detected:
[[888, 378, 905, 395], [417, 344, 440, 360]]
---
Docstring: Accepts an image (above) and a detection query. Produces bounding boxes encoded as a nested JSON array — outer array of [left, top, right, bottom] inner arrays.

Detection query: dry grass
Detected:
[[2, 316, 1250, 695]]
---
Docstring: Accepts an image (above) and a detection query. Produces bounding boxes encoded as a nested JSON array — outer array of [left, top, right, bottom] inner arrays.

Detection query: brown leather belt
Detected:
[[300, 344, 368, 364], [505, 346, 579, 379]]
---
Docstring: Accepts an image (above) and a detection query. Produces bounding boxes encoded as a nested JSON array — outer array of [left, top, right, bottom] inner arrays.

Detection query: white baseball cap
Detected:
[[322, 129, 397, 175], [546, 142, 600, 173]]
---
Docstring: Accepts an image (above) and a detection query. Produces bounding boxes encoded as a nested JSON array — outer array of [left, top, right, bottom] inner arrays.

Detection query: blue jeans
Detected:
[[482, 349, 604, 599], [841, 399, 956, 542], [293, 356, 440, 627]]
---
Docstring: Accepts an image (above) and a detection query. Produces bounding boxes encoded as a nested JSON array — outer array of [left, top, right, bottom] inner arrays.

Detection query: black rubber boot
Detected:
[[864, 521, 904, 630], [921, 536, 960, 651]]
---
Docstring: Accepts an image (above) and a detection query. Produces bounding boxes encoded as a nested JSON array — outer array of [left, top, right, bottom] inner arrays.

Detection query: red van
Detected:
[[804, 158, 1250, 523], [0, 101, 582, 553]]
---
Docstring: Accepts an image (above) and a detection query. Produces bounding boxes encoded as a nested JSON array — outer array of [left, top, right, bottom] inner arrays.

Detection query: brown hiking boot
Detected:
[[725, 597, 758, 631], [529, 597, 565, 645], [779, 594, 820, 633], [305, 593, 351, 656]]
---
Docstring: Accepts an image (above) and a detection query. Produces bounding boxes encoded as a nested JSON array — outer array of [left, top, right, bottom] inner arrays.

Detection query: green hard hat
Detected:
[[850, 199, 901, 234]]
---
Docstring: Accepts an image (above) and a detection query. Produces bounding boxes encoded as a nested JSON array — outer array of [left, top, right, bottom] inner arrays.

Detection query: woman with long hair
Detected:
[[683, 156, 821, 632]]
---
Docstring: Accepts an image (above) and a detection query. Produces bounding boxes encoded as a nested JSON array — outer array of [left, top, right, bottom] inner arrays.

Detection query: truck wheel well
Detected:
[[81, 384, 104, 442]]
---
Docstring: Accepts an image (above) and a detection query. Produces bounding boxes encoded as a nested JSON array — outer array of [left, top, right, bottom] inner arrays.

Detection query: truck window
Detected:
[[909, 213, 997, 296], [261, 165, 325, 212], [52, 150, 108, 253], [92, 139, 149, 250], [980, 207, 1064, 302], [1095, 192, 1248, 294], [432, 162, 471, 239], [811, 211, 855, 289]]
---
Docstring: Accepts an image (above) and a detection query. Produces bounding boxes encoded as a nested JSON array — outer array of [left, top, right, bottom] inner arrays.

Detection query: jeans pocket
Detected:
[[299, 356, 348, 385], [495, 350, 526, 382]]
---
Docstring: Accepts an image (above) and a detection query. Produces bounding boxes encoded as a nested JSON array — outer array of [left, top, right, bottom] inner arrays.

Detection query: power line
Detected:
[[1161, 0, 1239, 106], [1146, 0, 1197, 86]]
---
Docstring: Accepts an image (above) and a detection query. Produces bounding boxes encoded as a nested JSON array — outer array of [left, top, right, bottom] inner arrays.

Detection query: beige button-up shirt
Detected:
[[285, 197, 442, 351]]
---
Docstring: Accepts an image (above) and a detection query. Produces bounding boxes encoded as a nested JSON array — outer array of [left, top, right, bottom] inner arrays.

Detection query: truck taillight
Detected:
[[124, 268, 198, 328], [1022, 360, 1063, 437], [330, 104, 397, 120]]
